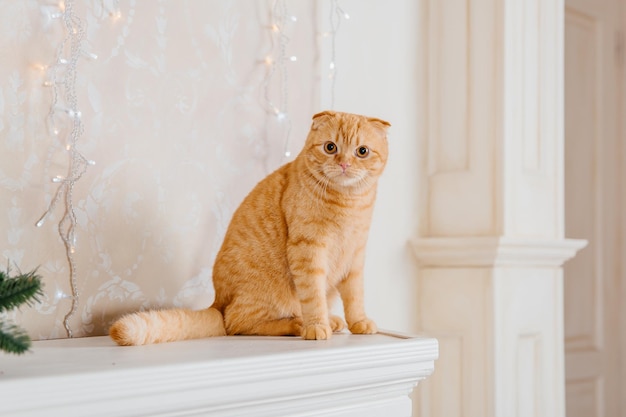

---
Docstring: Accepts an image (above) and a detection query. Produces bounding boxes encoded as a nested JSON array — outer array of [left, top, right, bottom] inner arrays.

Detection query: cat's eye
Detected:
[[356, 146, 369, 158], [324, 141, 337, 154]]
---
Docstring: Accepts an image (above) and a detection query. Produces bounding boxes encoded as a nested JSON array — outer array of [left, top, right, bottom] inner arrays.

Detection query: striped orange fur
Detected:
[[109, 111, 390, 345]]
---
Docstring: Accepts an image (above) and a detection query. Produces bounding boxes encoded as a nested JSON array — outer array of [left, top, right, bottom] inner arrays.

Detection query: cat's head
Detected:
[[300, 110, 390, 191]]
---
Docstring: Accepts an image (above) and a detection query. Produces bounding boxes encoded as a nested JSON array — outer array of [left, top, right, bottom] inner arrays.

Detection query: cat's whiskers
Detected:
[[318, 173, 333, 204], [355, 172, 373, 194], [330, 166, 369, 193], [305, 168, 330, 208]]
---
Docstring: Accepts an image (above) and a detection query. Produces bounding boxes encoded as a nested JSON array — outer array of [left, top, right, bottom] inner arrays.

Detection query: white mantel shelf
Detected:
[[0, 331, 437, 417]]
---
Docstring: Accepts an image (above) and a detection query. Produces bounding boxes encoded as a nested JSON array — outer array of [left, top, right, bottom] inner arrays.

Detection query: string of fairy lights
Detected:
[[263, 0, 349, 159], [36, 0, 100, 338], [263, 0, 296, 159], [327, 0, 349, 109], [33, 0, 347, 338]]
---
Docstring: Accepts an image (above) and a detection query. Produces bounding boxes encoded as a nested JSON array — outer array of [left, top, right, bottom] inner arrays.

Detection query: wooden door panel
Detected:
[[564, 0, 623, 416]]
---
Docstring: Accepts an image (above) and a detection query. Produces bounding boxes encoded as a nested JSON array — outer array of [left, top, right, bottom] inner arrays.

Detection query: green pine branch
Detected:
[[0, 322, 31, 354], [0, 267, 44, 355], [0, 269, 43, 313]]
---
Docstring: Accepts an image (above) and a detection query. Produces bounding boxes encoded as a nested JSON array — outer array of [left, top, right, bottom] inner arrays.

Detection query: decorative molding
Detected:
[[565, 377, 603, 416], [411, 236, 587, 267], [0, 333, 438, 417], [427, 0, 471, 175], [423, 0, 499, 237], [517, 0, 544, 175], [502, 0, 565, 238], [427, 0, 470, 175]]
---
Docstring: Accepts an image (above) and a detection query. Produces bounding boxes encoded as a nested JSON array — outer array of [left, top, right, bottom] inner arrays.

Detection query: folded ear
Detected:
[[313, 110, 336, 119], [367, 117, 391, 129], [367, 117, 391, 137], [311, 110, 336, 130]]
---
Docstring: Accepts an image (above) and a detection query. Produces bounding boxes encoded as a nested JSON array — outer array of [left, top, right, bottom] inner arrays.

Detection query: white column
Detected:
[[413, 0, 586, 416]]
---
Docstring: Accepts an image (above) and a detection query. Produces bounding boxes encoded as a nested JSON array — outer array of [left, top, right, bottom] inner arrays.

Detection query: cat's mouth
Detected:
[[328, 169, 363, 187]]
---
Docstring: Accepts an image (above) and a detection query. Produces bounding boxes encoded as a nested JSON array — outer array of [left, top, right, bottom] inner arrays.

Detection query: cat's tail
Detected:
[[109, 307, 226, 346]]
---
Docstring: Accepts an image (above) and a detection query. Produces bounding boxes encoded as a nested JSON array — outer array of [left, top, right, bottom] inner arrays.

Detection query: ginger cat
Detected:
[[109, 110, 390, 345]]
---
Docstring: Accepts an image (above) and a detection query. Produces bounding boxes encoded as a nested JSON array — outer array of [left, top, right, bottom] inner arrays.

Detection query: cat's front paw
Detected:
[[329, 315, 346, 332], [302, 323, 333, 340], [349, 318, 378, 335]]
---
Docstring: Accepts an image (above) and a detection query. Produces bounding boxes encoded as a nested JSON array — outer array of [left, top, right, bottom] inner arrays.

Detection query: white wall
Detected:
[[0, 1, 319, 338], [0, 0, 424, 338], [326, 0, 424, 333]]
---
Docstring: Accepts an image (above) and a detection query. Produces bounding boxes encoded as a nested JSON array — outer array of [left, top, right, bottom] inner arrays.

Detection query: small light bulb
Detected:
[[290, 16, 297, 22], [36, 219, 45, 227], [110, 10, 122, 20], [276, 112, 286, 121], [41, 5, 63, 20], [67, 109, 81, 119], [52, 175, 64, 183], [87, 160, 96, 166], [55, 288, 69, 301], [264, 56, 273, 65], [271, 24, 279, 32], [82, 50, 98, 60], [329, 62, 335, 70], [289, 56, 297, 62], [285, 150, 291, 157]]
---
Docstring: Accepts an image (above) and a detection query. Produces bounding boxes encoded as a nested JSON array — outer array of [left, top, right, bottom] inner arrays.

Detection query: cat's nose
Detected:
[[339, 162, 350, 172]]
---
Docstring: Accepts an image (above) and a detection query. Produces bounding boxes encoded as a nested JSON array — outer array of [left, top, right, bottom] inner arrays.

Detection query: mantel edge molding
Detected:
[[411, 236, 588, 268]]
